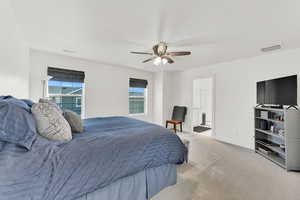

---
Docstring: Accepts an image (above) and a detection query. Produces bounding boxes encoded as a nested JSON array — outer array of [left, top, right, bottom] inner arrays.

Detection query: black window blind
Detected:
[[129, 78, 148, 88], [48, 67, 85, 83]]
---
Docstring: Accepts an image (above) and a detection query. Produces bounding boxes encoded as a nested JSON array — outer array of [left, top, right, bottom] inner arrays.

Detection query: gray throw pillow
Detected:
[[39, 98, 63, 114], [63, 110, 84, 133], [31, 103, 72, 141]]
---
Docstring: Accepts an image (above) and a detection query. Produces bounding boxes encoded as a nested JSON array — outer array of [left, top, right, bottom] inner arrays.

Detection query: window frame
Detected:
[[75, 96, 82, 108], [128, 85, 148, 116], [46, 72, 85, 118]]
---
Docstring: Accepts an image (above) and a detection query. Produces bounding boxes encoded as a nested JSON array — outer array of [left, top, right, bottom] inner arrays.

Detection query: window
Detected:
[[129, 87, 146, 114], [129, 78, 148, 114], [47, 67, 85, 116], [75, 97, 82, 108]]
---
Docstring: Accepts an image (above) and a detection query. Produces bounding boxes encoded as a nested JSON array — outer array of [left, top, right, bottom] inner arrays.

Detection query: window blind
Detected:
[[129, 78, 148, 88], [48, 67, 85, 83]]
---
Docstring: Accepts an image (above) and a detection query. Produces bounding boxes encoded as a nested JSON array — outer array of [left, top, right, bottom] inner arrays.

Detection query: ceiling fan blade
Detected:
[[162, 56, 174, 64], [142, 57, 156, 63], [152, 45, 159, 56], [167, 51, 191, 56], [130, 51, 153, 55]]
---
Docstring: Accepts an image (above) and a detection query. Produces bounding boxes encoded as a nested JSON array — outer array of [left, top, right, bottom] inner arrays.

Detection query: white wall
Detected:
[[153, 71, 164, 125], [168, 48, 300, 149], [153, 71, 175, 126], [0, 0, 29, 98], [163, 72, 175, 123], [29, 50, 154, 122]]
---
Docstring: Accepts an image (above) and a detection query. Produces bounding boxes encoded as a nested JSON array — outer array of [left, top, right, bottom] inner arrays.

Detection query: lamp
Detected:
[[153, 57, 162, 66], [162, 58, 168, 65], [153, 57, 169, 66]]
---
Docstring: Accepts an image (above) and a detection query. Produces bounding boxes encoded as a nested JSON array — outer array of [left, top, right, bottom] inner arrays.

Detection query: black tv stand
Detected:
[[260, 105, 283, 109], [287, 105, 299, 110], [257, 105, 299, 110]]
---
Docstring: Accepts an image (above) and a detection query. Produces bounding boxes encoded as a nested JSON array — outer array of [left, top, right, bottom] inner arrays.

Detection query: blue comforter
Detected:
[[0, 117, 186, 200]]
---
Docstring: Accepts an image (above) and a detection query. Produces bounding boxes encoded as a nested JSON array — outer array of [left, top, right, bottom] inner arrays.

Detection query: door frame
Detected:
[[191, 74, 216, 137]]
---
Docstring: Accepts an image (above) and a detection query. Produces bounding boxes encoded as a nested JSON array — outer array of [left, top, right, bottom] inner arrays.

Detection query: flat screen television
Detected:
[[257, 75, 298, 106]]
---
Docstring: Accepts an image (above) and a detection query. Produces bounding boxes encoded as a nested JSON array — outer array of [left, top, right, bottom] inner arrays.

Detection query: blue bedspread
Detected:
[[0, 117, 186, 200]]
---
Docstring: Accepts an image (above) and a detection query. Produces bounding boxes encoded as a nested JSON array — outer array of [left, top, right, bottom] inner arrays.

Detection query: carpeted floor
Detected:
[[153, 132, 300, 200]]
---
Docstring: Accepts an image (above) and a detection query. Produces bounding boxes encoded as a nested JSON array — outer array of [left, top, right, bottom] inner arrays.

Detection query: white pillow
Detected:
[[39, 98, 63, 114], [32, 103, 72, 141]]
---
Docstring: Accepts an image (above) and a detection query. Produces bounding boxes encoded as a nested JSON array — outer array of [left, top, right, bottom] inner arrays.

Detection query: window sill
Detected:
[[129, 113, 147, 117]]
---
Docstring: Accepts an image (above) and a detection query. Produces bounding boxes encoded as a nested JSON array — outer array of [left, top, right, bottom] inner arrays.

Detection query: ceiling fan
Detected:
[[130, 42, 191, 66]]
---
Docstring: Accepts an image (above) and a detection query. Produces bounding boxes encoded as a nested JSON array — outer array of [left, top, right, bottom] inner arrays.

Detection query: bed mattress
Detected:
[[0, 117, 186, 200]]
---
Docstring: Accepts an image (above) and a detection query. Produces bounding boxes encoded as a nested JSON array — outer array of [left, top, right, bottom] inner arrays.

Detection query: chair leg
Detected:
[[166, 122, 168, 128], [180, 123, 183, 132], [173, 123, 177, 134]]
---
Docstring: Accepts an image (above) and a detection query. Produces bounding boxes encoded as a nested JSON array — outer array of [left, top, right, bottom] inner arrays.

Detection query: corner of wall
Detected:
[[0, 0, 30, 98]]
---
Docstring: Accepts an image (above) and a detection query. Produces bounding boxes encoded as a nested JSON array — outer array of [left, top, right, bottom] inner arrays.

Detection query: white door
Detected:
[[192, 78, 213, 128]]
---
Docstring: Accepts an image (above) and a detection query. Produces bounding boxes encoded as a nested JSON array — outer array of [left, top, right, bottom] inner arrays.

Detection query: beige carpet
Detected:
[[153, 132, 300, 200]]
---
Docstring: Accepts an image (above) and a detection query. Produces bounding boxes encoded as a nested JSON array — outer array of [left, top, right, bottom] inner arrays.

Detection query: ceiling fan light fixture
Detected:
[[131, 41, 191, 65], [162, 58, 168, 65], [153, 57, 162, 66], [157, 42, 167, 55]]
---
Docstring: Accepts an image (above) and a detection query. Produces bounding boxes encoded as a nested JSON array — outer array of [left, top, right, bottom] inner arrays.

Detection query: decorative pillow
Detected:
[[63, 110, 84, 133], [0, 101, 37, 150], [39, 98, 63, 114], [31, 103, 72, 141]]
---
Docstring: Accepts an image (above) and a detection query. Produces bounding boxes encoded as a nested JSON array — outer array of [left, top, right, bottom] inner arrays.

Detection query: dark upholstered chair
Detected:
[[166, 106, 187, 134]]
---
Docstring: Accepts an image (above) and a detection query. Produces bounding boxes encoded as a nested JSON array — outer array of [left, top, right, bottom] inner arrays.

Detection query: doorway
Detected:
[[192, 77, 214, 136]]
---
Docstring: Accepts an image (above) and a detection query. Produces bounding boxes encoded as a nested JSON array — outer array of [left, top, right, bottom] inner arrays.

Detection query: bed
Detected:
[[76, 164, 177, 200], [0, 116, 187, 200]]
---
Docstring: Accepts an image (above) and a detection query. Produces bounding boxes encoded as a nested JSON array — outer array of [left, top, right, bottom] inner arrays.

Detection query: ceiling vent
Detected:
[[261, 44, 282, 52], [63, 49, 76, 53]]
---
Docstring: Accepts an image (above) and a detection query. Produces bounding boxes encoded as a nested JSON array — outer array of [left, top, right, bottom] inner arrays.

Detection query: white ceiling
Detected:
[[10, 0, 300, 71]]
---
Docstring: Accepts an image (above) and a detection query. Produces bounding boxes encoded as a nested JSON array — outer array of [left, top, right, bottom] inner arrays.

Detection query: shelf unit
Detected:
[[255, 117, 284, 124], [256, 150, 286, 168], [255, 140, 285, 156], [255, 128, 284, 139], [254, 107, 300, 171]]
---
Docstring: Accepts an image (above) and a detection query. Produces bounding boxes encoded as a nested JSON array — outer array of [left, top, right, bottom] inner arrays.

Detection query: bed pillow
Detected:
[[21, 99, 34, 108], [0, 101, 37, 150], [0, 96, 31, 112], [63, 110, 84, 133], [32, 103, 72, 141], [39, 98, 63, 114]]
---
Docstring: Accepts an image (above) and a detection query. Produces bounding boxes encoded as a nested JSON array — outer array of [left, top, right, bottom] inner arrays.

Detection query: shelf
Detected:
[[256, 150, 286, 169], [255, 117, 284, 124], [255, 140, 285, 157], [255, 107, 284, 112], [255, 128, 285, 140], [255, 107, 300, 171]]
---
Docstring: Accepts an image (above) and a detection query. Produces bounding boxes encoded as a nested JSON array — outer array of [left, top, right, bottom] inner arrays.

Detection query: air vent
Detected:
[[261, 45, 282, 52], [63, 49, 76, 53]]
